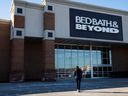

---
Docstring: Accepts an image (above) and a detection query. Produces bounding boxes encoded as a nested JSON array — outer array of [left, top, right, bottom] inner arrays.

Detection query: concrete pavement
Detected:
[[0, 78, 128, 96], [22, 87, 128, 96]]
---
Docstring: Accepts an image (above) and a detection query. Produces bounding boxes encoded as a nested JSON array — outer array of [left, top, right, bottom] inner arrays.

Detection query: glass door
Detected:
[[55, 45, 91, 80], [55, 45, 112, 79], [92, 47, 112, 78]]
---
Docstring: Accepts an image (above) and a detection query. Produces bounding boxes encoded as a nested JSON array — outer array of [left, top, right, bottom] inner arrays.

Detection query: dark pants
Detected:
[[76, 78, 81, 90]]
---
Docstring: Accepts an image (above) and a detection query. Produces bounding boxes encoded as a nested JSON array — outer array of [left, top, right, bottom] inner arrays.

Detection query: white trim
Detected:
[[44, 30, 55, 40], [0, 19, 10, 23], [13, 28, 24, 39], [44, 4, 54, 13], [46, 0, 128, 15], [15, 6, 25, 16]]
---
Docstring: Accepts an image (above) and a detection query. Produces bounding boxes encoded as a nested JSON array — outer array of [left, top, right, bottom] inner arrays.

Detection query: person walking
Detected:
[[74, 66, 82, 92]]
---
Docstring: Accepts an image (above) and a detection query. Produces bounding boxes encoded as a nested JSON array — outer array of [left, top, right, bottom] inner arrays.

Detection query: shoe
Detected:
[[77, 89, 80, 92]]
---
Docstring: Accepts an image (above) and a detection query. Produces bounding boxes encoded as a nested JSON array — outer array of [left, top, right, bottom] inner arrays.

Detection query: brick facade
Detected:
[[0, 21, 10, 82], [43, 11, 56, 81], [44, 12, 55, 30], [14, 15, 25, 28], [10, 39, 24, 82], [111, 45, 128, 77], [24, 38, 43, 81], [42, 40, 56, 81]]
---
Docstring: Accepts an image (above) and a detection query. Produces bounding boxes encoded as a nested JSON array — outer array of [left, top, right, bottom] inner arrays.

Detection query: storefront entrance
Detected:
[[55, 44, 112, 79]]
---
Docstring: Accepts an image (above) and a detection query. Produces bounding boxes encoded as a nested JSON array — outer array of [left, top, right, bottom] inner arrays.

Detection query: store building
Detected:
[[0, 0, 128, 82]]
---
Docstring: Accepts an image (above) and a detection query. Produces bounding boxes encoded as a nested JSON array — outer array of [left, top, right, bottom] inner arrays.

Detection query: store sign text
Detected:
[[75, 16, 119, 34], [70, 8, 123, 41]]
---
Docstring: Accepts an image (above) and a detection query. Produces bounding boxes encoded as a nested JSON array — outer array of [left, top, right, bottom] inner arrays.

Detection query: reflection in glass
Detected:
[[55, 45, 112, 79], [92, 47, 112, 78], [83, 49, 91, 78], [92, 50, 97, 65], [78, 49, 84, 67], [58, 49, 65, 79], [65, 49, 72, 78], [72, 49, 77, 68]]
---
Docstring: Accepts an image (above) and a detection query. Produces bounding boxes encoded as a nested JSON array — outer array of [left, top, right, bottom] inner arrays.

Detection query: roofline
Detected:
[[11, 0, 128, 15], [12, 0, 43, 10], [0, 19, 10, 24], [46, 0, 128, 15]]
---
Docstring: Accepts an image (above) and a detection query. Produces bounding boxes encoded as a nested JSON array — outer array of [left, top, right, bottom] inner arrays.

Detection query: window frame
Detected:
[[16, 30, 22, 36], [17, 8, 23, 14], [47, 5, 53, 11]]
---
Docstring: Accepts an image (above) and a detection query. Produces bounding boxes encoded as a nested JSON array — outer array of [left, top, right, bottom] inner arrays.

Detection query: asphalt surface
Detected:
[[0, 78, 128, 96]]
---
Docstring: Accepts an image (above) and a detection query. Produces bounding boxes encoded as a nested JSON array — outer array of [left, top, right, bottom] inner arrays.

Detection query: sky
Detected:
[[0, 0, 128, 20]]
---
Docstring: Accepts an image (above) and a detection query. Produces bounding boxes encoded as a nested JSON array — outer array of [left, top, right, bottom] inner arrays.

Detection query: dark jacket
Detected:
[[74, 68, 82, 79]]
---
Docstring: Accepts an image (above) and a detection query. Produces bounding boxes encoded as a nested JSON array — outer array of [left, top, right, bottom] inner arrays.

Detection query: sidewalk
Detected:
[[0, 78, 128, 96]]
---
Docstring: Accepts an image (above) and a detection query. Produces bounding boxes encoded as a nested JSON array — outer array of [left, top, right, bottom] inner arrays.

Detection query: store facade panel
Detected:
[[52, 0, 128, 43]]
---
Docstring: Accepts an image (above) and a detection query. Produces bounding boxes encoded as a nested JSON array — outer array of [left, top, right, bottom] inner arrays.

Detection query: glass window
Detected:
[[17, 8, 23, 14], [16, 30, 22, 36], [55, 49, 58, 68], [99, 67, 102, 71], [101, 47, 110, 64], [72, 46, 77, 49], [65, 45, 71, 49], [65, 49, 71, 69], [84, 49, 90, 66], [55, 45, 112, 79], [48, 32, 53, 37], [93, 67, 98, 71], [55, 49, 59, 78], [57, 49, 64, 69], [103, 67, 108, 71], [57, 49, 65, 79], [97, 50, 102, 64], [109, 50, 112, 65], [65, 49, 72, 78], [58, 45, 64, 49], [84, 47, 91, 78], [92, 50, 97, 65], [78, 49, 84, 67], [47, 5, 53, 11], [72, 49, 78, 68], [102, 59, 108, 64]]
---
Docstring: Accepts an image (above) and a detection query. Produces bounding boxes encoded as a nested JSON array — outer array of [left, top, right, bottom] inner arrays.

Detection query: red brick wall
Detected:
[[14, 15, 25, 28], [44, 12, 55, 30], [10, 39, 24, 82], [0, 22, 10, 82], [112, 45, 128, 77], [43, 40, 56, 81], [24, 38, 43, 81]]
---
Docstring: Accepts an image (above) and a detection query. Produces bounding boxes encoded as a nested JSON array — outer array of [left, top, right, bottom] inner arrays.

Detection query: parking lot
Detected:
[[0, 78, 128, 96]]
